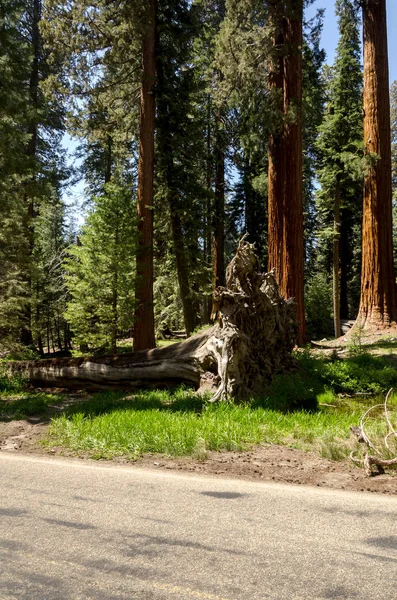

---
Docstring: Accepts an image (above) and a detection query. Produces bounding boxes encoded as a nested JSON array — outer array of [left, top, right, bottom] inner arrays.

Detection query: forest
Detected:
[[1, 0, 396, 365]]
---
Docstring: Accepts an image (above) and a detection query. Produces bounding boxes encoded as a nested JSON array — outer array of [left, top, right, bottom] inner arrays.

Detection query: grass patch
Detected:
[[296, 350, 397, 395], [46, 386, 367, 461], [4, 347, 397, 462], [0, 392, 61, 420], [0, 373, 26, 395]]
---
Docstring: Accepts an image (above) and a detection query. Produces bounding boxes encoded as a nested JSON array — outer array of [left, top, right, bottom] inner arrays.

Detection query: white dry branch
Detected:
[[350, 388, 397, 476]]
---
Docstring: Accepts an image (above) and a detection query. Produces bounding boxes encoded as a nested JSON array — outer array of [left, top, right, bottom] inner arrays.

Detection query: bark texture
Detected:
[[10, 242, 297, 401], [267, 6, 285, 286], [282, 0, 305, 344], [134, 0, 157, 351], [357, 0, 397, 328], [267, 1, 305, 344]]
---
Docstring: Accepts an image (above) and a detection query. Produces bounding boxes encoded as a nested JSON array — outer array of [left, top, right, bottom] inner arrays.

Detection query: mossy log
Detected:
[[9, 240, 298, 400]]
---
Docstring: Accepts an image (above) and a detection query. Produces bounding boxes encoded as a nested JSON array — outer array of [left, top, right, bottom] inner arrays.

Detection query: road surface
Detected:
[[1, 452, 397, 599]]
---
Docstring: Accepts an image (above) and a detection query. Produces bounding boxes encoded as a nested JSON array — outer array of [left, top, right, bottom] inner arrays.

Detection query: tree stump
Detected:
[[9, 240, 298, 400]]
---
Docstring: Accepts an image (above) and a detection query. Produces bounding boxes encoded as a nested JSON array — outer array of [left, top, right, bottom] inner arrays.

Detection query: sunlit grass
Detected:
[[45, 387, 370, 460], [3, 345, 397, 462]]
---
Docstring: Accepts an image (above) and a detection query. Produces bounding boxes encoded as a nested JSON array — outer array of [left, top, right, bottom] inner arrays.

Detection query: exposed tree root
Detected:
[[8, 240, 298, 401]]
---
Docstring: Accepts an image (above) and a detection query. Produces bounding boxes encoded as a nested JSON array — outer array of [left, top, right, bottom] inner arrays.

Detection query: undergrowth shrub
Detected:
[[305, 273, 333, 339]]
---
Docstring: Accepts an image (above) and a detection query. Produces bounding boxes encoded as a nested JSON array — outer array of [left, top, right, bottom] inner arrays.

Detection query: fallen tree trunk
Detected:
[[9, 240, 298, 400]]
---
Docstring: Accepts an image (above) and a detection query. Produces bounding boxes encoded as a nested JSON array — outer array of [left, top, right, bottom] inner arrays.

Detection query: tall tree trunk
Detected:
[[169, 198, 197, 337], [282, 0, 305, 344], [111, 225, 119, 354], [356, 0, 397, 328], [105, 136, 112, 185], [21, 0, 41, 347], [156, 45, 197, 337], [333, 179, 341, 338], [134, 0, 157, 351], [213, 116, 225, 289], [203, 95, 213, 323], [267, 5, 285, 285]]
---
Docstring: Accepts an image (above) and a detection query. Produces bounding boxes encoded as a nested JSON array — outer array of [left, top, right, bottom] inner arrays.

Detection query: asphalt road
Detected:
[[1, 453, 397, 600]]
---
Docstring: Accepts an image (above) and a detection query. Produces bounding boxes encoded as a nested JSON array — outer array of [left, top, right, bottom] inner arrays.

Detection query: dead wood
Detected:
[[9, 240, 298, 400], [350, 389, 397, 476]]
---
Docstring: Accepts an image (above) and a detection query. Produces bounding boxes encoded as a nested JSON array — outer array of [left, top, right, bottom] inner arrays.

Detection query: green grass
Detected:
[[0, 371, 62, 419], [0, 391, 62, 420], [45, 386, 374, 461], [3, 347, 397, 462]]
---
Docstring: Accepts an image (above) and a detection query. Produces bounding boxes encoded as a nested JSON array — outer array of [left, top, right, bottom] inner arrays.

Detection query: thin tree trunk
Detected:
[[282, 0, 305, 344], [46, 321, 50, 355], [267, 5, 285, 285], [134, 0, 157, 351], [339, 209, 351, 320], [156, 48, 196, 337], [111, 225, 119, 354], [56, 317, 63, 352], [105, 136, 112, 185], [213, 116, 225, 289], [333, 179, 341, 338], [37, 334, 44, 357], [357, 0, 397, 328], [169, 199, 196, 337]]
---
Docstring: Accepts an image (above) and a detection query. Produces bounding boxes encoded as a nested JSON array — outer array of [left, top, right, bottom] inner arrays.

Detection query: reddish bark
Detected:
[[282, 0, 305, 344], [357, 0, 397, 328], [267, 5, 285, 285], [134, 0, 157, 351]]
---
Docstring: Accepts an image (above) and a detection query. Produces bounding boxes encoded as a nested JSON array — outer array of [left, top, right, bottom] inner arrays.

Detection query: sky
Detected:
[[306, 0, 397, 84]]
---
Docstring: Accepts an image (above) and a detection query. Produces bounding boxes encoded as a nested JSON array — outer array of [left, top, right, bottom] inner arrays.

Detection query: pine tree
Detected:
[[64, 184, 136, 352], [156, 0, 210, 336], [315, 0, 363, 337]]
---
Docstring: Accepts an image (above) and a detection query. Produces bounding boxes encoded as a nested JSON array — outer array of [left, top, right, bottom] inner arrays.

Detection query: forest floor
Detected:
[[2, 331, 397, 495]]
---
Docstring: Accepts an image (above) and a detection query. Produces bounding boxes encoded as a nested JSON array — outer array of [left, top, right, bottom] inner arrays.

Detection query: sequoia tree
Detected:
[[134, 0, 157, 350], [282, 0, 305, 344], [356, 0, 397, 328], [267, 0, 285, 284]]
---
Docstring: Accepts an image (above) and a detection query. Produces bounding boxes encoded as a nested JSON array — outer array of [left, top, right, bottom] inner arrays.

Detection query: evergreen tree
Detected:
[[0, 0, 31, 347], [391, 80, 397, 198], [315, 0, 363, 336], [0, 0, 67, 351], [156, 0, 209, 336], [64, 184, 136, 352]]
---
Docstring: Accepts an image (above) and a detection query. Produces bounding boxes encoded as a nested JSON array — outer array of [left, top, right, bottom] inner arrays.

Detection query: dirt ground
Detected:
[[3, 331, 397, 495], [1, 415, 397, 495]]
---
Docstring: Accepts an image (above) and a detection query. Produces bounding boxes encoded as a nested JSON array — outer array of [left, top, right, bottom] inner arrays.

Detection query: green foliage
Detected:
[[64, 183, 136, 350], [314, 0, 363, 319], [0, 373, 26, 395], [305, 272, 333, 338], [317, 353, 397, 395], [0, 393, 58, 419]]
